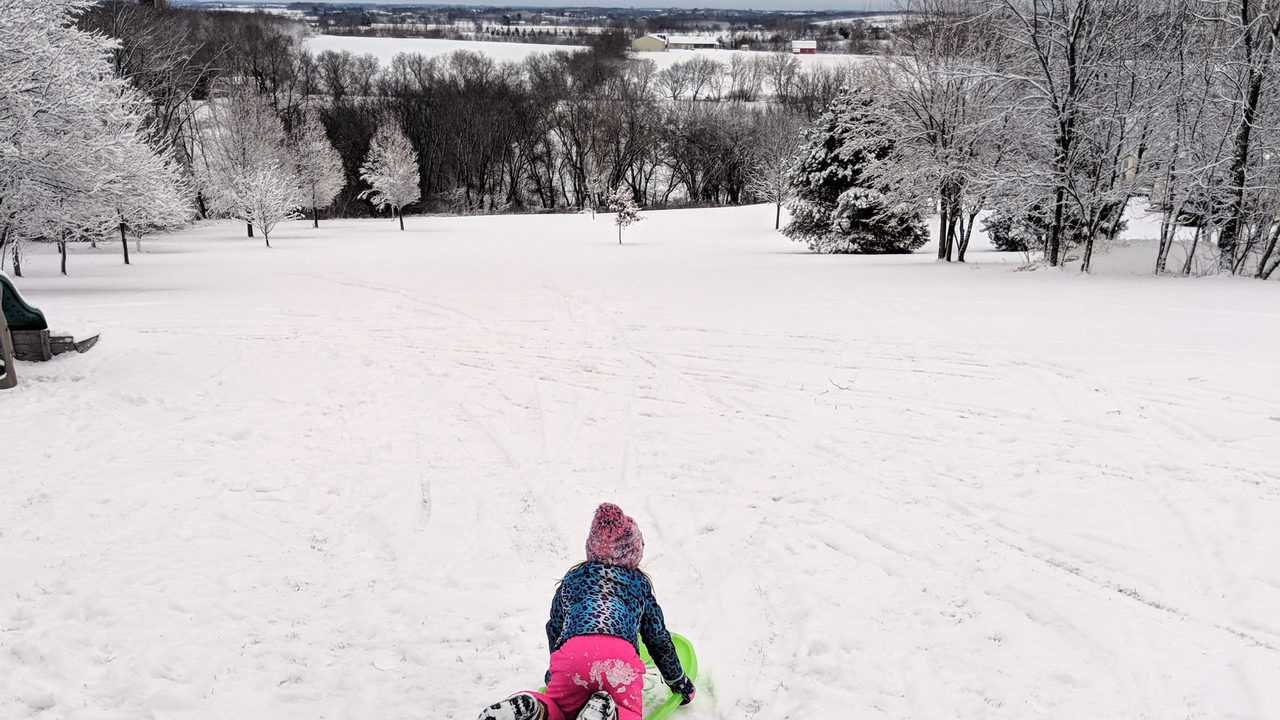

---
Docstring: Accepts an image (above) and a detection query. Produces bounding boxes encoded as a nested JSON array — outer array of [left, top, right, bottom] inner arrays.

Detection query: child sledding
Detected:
[[479, 504, 697, 720]]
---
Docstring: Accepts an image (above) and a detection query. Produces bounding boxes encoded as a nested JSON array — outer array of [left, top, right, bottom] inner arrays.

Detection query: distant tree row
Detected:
[[66, 4, 831, 231]]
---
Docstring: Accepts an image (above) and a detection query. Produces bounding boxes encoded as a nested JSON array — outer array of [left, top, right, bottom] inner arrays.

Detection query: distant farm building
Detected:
[[666, 35, 719, 50], [632, 34, 667, 52], [792, 40, 817, 55]]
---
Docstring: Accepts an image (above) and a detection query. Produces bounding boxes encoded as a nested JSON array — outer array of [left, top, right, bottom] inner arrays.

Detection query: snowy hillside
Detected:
[[4, 205, 1279, 719]]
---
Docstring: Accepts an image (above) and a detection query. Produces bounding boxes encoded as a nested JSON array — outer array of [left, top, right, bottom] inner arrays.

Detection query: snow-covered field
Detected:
[[636, 47, 875, 71], [4, 205, 1279, 719], [304, 35, 587, 67], [813, 13, 913, 27], [304, 34, 874, 72]]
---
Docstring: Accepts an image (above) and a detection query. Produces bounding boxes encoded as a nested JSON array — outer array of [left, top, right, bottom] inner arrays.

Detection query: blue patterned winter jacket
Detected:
[[545, 561, 685, 684]]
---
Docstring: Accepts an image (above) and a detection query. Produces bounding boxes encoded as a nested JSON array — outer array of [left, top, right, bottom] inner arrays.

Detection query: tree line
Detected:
[[795, 0, 1280, 278], [2, 0, 838, 278], [213, 26, 841, 218]]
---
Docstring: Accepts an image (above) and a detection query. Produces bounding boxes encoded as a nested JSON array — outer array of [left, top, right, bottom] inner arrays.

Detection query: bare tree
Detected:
[[686, 56, 725, 101], [747, 110, 806, 229], [1211, 0, 1280, 272], [658, 61, 692, 101], [764, 53, 801, 102], [990, 0, 1170, 268], [727, 55, 767, 102], [872, 1, 1009, 263]]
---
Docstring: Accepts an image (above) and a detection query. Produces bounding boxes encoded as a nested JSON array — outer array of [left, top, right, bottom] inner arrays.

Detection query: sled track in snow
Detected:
[[4, 211, 1279, 719]]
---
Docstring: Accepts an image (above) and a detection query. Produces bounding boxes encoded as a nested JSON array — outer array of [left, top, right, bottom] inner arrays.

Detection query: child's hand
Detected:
[[667, 675, 695, 705]]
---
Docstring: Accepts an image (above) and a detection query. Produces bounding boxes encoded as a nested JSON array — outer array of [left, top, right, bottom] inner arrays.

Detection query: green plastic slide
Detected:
[[539, 633, 699, 720]]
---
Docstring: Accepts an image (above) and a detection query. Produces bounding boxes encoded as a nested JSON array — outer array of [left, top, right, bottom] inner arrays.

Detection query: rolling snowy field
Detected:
[[304, 34, 874, 72], [4, 205, 1280, 720], [304, 35, 588, 67], [636, 47, 875, 72]]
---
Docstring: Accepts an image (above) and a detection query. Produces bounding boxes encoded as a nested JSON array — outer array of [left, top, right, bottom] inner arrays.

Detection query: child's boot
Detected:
[[477, 693, 546, 720], [578, 691, 618, 720]]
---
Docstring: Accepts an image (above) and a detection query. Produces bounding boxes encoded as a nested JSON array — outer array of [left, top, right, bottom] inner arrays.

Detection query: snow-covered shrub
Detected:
[[984, 202, 1128, 256]]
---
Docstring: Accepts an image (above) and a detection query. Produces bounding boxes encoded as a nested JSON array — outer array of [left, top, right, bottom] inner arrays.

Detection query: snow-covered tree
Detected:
[[1202, 0, 1280, 273], [113, 139, 193, 264], [289, 107, 344, 228], [359, 119, 420, 231], [0, 0, 190, 275], [747, 110, 805, 230], [238, 166, 302, 247], [865, 1, 1010, 263], [196, 84, 302, 245], [608, 186, 642, 244], [784, 87, 928, 254], [987, 0, 1170, 270]]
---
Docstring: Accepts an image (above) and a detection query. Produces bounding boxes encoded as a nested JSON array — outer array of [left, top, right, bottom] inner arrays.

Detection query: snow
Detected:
[[633, 47, 874, 71], [812, 13, 912, 27], [4, 204, 1280, 719], [303, 34, 587, 67], [210, 6, 306, 21], [303, 33, 875, 72], [633, 46, 874, 71]]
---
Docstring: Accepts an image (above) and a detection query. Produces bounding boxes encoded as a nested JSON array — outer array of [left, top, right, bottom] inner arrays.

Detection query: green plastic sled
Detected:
[[638, 633, 698, 720], [540, 633, 698, 720]]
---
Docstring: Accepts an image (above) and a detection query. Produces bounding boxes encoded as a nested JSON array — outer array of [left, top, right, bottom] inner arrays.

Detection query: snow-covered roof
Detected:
[[664, 35, 719, 46]]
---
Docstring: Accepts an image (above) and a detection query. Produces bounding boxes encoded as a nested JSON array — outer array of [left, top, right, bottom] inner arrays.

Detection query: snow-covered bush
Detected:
[[783, 87, 927, 254], [984, 202, 1128, 257]]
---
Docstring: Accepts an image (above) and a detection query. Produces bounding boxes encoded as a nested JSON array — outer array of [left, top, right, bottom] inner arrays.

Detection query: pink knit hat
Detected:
[[585, 503, 644, 569]]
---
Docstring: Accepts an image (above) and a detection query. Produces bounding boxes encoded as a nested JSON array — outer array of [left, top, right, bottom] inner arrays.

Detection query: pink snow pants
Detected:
[[528, 635, 645, 720]]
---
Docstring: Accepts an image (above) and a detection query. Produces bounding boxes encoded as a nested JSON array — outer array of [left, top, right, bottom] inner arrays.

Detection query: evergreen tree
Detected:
[[783, 87, 927, 254]]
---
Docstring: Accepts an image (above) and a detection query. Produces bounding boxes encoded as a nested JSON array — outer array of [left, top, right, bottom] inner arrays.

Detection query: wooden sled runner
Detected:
[[1, 273, 99, 364]]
